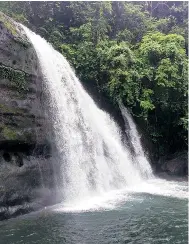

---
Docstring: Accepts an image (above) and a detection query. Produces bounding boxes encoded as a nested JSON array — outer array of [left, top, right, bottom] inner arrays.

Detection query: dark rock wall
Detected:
[[0, 12, 56, 220], [156, 151, 188, 177]]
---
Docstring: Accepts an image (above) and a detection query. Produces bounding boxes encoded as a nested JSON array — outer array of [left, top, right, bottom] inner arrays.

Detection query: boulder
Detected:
[[159, 151, 188, 176]]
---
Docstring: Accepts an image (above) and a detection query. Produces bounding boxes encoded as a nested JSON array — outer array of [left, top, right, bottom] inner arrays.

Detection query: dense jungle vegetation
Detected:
[[0, 1, 188, 158]]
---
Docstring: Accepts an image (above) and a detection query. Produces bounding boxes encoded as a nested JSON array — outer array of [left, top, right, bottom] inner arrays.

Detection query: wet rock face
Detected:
[[0, 12, 55, 220], [157, 151, 188, 177], [0, 12, 44, 145], [161, 152, 188, 176]]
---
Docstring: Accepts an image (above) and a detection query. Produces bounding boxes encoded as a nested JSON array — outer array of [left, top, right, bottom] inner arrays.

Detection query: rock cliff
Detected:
[[0, 12, 56, 220]]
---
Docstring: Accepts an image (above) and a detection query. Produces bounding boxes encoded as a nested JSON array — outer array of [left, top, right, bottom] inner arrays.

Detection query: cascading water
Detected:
[[22, 25, 152, 201], [119, 103, 153, 178], [21, 26, 187, 210]]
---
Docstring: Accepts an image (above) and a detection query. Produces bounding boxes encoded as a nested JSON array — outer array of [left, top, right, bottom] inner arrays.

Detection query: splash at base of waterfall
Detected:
[[53, 178, 188, 212]]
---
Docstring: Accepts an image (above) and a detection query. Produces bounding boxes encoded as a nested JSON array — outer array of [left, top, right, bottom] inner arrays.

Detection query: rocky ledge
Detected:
[[156, 151, 188, 177], [0, 12, 56, 220]]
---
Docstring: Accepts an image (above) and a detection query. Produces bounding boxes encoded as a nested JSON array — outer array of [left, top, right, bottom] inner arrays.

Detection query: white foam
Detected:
[[54, 179, 188, 212]]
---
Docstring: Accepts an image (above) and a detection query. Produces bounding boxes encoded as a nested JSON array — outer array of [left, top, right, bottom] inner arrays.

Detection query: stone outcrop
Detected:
[[156, 151, 188, 177], [0, 12, 56, 220]]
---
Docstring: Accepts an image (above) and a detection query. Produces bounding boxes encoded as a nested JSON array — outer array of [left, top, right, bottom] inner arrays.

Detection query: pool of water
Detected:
[[0, 179, 188, 244]]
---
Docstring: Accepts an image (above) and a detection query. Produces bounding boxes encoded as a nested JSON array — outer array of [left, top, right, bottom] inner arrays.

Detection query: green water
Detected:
[[0, 190, 187, 244]]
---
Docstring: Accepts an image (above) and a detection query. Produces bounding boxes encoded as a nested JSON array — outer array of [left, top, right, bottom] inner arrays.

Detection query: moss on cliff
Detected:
[[0, 65, 28, 91], [0, 104, 23, 114], [1, 126, 17, 140], [0, 12, 17, 36], [0, 12, 31, 48]]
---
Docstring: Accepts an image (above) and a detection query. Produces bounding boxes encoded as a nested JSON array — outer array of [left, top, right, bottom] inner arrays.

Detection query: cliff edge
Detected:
[[0, 12, 55, 220]]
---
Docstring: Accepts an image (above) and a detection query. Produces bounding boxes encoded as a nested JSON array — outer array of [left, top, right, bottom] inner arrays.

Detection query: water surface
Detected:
[[0, 180, 187, 244]]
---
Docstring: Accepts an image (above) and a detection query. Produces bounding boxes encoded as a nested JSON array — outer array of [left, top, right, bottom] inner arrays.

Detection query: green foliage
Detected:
[[135, 32, 188, 153], [49, 29, 64, 49], [140, 89, 155, 115], [116, 29, 134, 43], [0, 1, 188, 156], [96, 41, 140, 106]]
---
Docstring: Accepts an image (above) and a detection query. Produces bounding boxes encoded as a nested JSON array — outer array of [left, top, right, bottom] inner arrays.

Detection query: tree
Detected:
[[136, 32, 188, 153]]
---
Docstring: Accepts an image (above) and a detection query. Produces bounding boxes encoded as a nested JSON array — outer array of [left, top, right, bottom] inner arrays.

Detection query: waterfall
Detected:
[[119, 103, 153, 178], [22, 26, 153, 206]]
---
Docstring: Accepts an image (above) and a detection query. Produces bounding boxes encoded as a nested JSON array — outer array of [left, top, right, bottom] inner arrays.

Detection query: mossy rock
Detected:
[[0, 11, 31, 48], [0, 12, 18, 36], [0, 104, 23, 114], [0, 126, 18, 140], [0, 65, 28, 92], [0, 125, 34, 142]]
